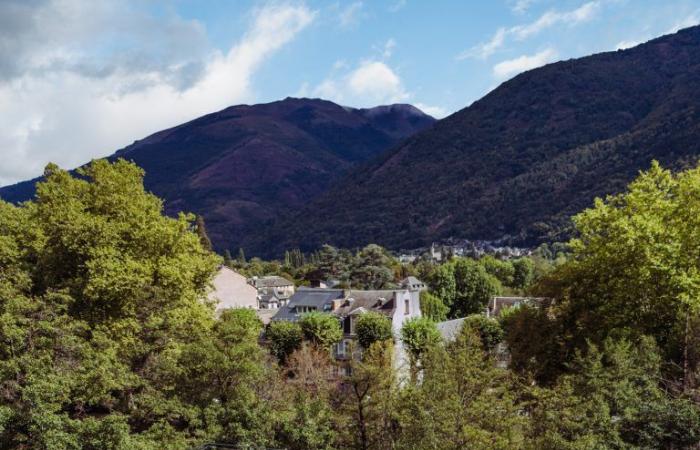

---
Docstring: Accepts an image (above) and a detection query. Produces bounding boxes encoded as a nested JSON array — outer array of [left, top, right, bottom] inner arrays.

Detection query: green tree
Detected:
[[355, 312, 393, 349], [511, 258, 535, 290], [533, 162, 700, 387], [420, 290, 449, 322], [400, 317, 441, 373], [0, 159, 222, 448], [266, 321, 303, 364], [462, 314, 504, 352], [479, 255, 515, 287], [196, 214, 213, 251], [452, 258, 502, 318], [351, 244, 394, 289], [427, 263, 456, 308], [396, 329, 526, 450], [299, 312, 343, 350]]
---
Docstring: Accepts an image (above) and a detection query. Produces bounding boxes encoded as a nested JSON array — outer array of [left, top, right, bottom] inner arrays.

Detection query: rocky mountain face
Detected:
[[247, 25, 700, 256], [0, 98, 435, 252]]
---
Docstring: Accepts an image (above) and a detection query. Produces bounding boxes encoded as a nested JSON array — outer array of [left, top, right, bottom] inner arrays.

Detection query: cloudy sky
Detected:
[[1, 0, 699, 186]]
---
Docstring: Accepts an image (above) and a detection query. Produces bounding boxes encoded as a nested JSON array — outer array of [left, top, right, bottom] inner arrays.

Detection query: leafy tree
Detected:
[[527, 337, 700, 449], [396, 329, 526, 450], [511, 258, 535, 290], [400, 317, 441, 373], [337, 341, 397, 450], [299, 312, 343, 350], [351, 244, 394, 289], [355, 312, 393, 349], [533, 162, 700, 387], [0, 159, 223, 447], [462, 314, 504, 352], [266, 321, 303, 364], [420, 290, 449, 322], [427, 263, 456, 308], [196, 214, 213, 251], [238, 247, 246, 264], [452, 258, 502, 318], [479, 255, 515, 287]]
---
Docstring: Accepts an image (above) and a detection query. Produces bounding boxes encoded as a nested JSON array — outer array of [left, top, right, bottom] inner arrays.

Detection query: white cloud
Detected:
[[414, 103, 448, 118], [298, 59, 448, 118], [388, 0, 407, 13], [338, 1, 364, 28], [665, 9, 700, 34], [615, 39, 641, 50], [0, 1, 316, 186], [511, 0, 535, 14], [493, 48, 557, 79], [460, 2, 599, 60], [510, 1, 599, 40], [458, 27, 506, 60], [382, 38, 397, 59]]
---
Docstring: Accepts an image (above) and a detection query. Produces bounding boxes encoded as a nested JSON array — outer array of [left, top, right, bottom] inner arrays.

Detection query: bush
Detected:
[[355, 312, 393, 349]]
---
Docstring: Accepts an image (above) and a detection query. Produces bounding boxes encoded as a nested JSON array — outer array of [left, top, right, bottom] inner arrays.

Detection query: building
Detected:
[[272, 278, 424, 377], [208, 266, 259, 314], [249, 275, 295, 307]]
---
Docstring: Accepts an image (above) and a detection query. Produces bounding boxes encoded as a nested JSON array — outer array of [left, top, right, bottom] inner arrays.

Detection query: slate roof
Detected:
[[436, 318, 466, 342], [333, 290, 397, 318], [250, 276, 294, 288], [273, 288, 345, 322]]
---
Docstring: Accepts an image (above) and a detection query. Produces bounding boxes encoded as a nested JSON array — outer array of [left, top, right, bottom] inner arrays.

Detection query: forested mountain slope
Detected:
[[249, 25, 700, 256]]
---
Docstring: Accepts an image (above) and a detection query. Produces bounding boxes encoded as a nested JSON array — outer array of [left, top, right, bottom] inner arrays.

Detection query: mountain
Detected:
[[247, 26, 700, 256], [0, 98, 435, 251]]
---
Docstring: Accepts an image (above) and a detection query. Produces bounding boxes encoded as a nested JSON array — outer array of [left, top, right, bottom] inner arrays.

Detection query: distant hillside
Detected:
[[0, 98, 435, 251], [248, 26, 700, 256]]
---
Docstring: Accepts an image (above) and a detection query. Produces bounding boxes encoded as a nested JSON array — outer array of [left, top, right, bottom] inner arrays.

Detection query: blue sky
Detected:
[[1, 0, 699, 185]]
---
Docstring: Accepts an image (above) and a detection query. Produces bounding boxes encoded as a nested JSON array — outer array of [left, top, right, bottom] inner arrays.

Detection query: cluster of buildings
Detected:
[[398, 240, 531, 263], [208, 266, 539, 373]]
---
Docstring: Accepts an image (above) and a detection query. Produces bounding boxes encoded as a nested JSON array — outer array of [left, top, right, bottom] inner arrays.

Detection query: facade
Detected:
[[249, 276, 295, 307], [272, 277, 423, 377], [208, 266, 259, 313]]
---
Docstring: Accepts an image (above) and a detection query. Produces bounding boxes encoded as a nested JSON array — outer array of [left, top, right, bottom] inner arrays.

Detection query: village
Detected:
[[208, 265, 541, 374]]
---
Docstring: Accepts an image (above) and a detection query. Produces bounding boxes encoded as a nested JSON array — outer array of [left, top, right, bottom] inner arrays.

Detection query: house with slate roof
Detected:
[[272, 277, 423, 377], [249, 275, 295, 308]]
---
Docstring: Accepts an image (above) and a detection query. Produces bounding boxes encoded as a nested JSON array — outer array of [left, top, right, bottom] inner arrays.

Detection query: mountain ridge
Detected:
[[244, 25, 700, 256]]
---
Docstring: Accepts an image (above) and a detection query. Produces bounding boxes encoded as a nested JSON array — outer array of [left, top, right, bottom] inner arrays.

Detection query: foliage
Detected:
[[511, 257, 535, 290], [426, 263, 456, 309], [299, 312, 343, 350], [462, 314, 504, 352], [266, 321, 303, 364], [419, 290, 449, 322], [480, 255, 515, 287], [355, 312, 393, 349], [400, 317, 441, 370], [396, 330, 526, 449], [452, 258, 502, 318]]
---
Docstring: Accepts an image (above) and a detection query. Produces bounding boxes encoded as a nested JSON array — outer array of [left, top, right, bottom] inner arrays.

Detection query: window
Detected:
[[405, 299, 410, 315], [296, 306, 317, 314]]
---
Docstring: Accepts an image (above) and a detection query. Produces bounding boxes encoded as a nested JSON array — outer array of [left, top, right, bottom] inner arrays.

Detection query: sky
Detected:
[[1, 0, 699, 186]]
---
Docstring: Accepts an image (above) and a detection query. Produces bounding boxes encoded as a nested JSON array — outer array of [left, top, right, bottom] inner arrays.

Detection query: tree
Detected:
[[527, 337, 700, 449], [299, 312, 343, 350], [0, 159, 223, 447], [511, 258, 535, 290], [395, 329, 526, 449], [237, 247, 246, 264], [532, 162, 700, 387], [355, 312, 393, 349], [266, 321, 303, 364], [351, 244, 394, 289], [479, 255, 515, 287], [400, 317, 441, 374], [462, 314, 504, 352], [420, 290, 449, 322], [452, 258, 502, 318], [196, 215, 213, 251], [427, 263, 456, 308], [337, 341, 397, 450]]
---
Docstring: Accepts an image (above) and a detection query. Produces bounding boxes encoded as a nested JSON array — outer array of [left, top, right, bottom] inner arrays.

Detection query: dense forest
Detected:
[[1, 159, 700, 449]]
